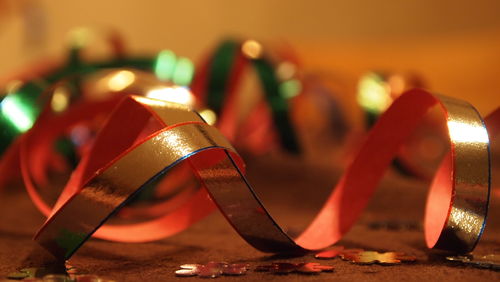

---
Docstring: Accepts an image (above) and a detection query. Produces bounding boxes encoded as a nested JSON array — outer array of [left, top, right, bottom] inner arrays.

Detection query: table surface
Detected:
[[1, 155, 499, 281]]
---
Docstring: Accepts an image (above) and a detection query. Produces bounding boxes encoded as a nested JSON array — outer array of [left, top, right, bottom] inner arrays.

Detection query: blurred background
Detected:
[[0, 0, 499, 116]]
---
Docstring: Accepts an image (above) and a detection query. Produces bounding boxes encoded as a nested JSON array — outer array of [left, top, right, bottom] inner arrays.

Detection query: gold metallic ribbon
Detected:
[[33, 88, 491, 260]]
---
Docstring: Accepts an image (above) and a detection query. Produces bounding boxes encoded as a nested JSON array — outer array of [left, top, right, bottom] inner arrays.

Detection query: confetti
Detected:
[[445, 255, 472, 263], [4, 264, 113, 282], [6, 267, 51, 280], [296, 263, 335, 274], [175, 262, 250, 278], [223, 264, 251, 276], [446, 254, 500, 270], [6, 271, 29, 280], [341, 251, 416, 265], [256, 262, 334, 275], [255, 263, 296, 274]]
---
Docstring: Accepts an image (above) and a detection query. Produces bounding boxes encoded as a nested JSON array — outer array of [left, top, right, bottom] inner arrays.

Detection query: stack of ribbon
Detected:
[[0, 29, 499, 264]]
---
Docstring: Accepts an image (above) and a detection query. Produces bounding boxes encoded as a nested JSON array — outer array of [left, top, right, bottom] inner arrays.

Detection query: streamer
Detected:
[[33, 89, 492, 260], [357, 71, 447, 179], [191, 39, 299, 154], [20, 69, 207, 242], [0, 30, 192, 181]]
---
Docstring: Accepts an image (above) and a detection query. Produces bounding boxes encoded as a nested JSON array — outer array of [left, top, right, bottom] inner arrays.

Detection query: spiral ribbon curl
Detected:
[[20, 70, 211, 243], [27, 88, 495, 260]]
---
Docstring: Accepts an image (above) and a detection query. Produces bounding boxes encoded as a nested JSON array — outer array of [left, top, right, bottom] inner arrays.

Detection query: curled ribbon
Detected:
[[191, 39, 300, 154], [20, 69, 208, 243], [31, 88, 493, 260], [0, 30, 188, 180]]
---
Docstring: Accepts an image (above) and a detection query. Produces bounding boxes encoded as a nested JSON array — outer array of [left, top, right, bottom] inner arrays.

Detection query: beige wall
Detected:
[[1, 0, 499, 114]]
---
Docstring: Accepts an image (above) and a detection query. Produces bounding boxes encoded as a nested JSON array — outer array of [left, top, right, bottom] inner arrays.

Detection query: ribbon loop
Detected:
[[35, 89, 491, 260]]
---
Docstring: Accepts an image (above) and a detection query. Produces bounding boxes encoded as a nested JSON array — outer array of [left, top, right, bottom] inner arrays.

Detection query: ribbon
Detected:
[[30, 88, 494, 260], [191, 39, 300, 154], [0, 30, 191, 176], [20, 69, 208, 243]]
